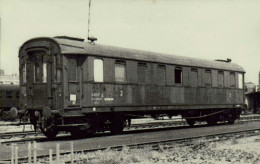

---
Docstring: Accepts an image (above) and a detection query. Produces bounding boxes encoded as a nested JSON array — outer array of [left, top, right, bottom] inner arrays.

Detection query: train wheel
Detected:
[[70, 129, 84, 138], [41, 126, 58, 139], [70, 128, 93, 138], [228, 117, 235, 124], [40, 117, 58, 139], [186, 119, 195, 127], [8, 107, 18, 120], [206, 119, 217, 126], [110, 117, 125, 134]]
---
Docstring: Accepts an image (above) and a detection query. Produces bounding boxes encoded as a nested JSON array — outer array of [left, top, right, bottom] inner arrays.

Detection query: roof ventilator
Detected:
[[215, 58, 232, 63]]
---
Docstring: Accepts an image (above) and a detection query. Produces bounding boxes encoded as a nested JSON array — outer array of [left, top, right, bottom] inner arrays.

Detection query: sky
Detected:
[[0, 0, 260, 84]]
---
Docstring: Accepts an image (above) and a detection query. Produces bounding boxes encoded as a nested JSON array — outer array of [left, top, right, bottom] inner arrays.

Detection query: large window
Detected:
[[204, 70, 212, 86], [175, 67, 182, 84], [217, 71, 224, 87], [229, 72, 235, 87], [31, 54, 47, 83], [157, 64, 166, 85], [137, 62, 148, 84], [94, 59, 104, 82], [115, 60, 126, 82]]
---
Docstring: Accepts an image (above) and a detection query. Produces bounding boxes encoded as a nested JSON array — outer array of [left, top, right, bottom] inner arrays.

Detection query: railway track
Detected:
[[0, 115, 260, 146], [0, 121, 31, 127], [6, 122, 260, 164]]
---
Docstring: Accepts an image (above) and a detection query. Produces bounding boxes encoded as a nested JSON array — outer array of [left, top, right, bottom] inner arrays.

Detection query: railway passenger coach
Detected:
[[19, 36, 245, 138], [0, 84, 19, 120]]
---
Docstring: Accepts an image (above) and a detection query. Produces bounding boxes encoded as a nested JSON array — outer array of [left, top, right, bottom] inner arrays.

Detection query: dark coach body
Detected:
[[19, 36, 245, 138]]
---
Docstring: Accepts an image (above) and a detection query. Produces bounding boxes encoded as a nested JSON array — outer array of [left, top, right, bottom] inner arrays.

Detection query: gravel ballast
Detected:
[[64, 135, 260, 164]]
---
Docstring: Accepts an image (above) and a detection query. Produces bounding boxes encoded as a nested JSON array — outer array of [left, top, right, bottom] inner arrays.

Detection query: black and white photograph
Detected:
[[1, 0, 260, 163]]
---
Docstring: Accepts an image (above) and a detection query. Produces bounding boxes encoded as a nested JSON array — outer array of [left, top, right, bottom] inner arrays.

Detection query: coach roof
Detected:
[[0, 84, 19, 90], [22, 37, 245, 72]]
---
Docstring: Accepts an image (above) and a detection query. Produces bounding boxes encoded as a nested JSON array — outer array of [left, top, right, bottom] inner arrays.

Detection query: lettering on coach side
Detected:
[[104, 97, 114, 101]]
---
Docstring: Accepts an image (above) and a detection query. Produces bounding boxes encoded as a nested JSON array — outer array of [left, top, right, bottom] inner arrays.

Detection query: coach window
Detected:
[[157, 64, 166, 85], [205, 70, 212, 86], [33, 55, 47, 83], [137, 62, 148, 84], [43, 62, 47, 83], [16, 91, 20, 98], [217, 71, 224, 87], [22, 64, 26, 84], [238, 73, 243, 89], [68, 58, 77, 81], [6, 91, 12, 99], [94, 59, 104, 82], [190, 68, 198, 87], [115, 60, 126, 82], [34, 57, 40, 82], [56, 55, 61, 82], [175, 67, 182, 84], [56, 69, 61, 82], [229, 72, 235, 87]]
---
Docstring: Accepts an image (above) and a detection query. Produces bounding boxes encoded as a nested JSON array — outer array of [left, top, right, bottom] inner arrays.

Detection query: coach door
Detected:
[[66, 56, 82, 107], [27, 50, 52, 108]]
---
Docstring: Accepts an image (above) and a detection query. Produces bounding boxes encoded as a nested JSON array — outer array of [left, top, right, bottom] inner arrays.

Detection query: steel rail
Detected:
[[0, 115, 260, 145], [12, 126, 260, 164]]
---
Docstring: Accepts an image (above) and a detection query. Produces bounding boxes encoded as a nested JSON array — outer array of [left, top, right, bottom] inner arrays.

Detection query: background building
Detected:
[[0, 71, 19, 84], [245, 71, 260, 113]]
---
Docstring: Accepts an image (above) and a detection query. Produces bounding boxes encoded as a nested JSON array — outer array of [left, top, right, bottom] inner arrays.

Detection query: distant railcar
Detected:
[[0, 84, 19, 120], [19, 36, 245, 138]]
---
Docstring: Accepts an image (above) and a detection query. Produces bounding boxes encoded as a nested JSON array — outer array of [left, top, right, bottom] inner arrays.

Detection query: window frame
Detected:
[[175, 67, 183, 84], [204, 69, 212, 87], [68, 58, 78, 82], [94, 58, 104, 82], [190, 68, 198, 87], [115, 60, 127, 83], [217, 71, 224, 87], [22, 63, 27, 85], [229, 72, 236, 88], [6, 91, 13, 99], [137, 62, 148, 84], [238, 73, 243, 89], [156, 64, 166, 85]]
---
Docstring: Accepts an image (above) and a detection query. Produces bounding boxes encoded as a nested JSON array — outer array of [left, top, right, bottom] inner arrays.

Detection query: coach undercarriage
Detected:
[[28, 107, 241, 138]]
